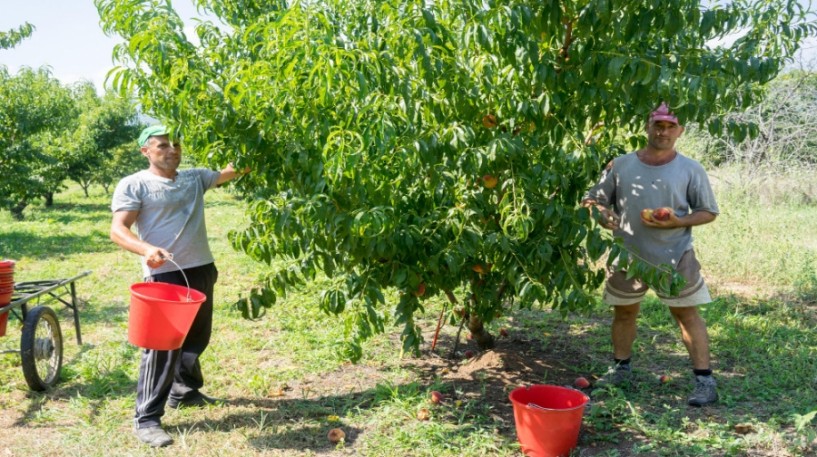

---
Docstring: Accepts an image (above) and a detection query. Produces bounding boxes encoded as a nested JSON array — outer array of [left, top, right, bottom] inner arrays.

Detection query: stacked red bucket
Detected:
[[0, 260, 15, 337]]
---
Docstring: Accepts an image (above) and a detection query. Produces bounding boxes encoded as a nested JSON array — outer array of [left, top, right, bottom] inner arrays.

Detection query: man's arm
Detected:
[[643, 210, 717, 229], [215, 163, 250, 186], [110, 210, 170, 269]]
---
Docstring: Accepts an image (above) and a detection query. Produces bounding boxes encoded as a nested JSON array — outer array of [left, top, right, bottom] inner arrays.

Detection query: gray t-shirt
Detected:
[[112, 169, 221, 277], [584, 152, 719, 267]]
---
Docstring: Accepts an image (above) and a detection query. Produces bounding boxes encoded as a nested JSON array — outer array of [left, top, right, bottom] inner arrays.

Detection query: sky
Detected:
[[1, 1, 816, 94], [0, 0, 207, 92]]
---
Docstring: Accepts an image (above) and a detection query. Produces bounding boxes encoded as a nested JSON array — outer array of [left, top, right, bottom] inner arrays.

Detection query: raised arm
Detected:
[[216, 163, 250, 186]]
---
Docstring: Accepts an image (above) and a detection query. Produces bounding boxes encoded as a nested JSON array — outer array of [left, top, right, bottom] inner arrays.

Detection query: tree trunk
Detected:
[[44, 192, 54, 207], [10, 201, 27, 220], [467, 314, 495, 350]]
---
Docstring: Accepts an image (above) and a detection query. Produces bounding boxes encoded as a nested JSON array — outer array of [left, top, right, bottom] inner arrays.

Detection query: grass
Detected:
[[0, 170, 815, 456]]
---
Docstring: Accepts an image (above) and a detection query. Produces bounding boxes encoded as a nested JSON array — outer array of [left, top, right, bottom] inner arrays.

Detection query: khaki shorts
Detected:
[[603, 249, 712, 307]]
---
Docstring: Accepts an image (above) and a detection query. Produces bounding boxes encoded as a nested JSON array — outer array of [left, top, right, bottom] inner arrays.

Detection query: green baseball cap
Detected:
[[137, 125, 169, 147]]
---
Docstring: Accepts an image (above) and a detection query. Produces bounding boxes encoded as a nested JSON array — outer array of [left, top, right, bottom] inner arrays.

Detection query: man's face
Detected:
[[646, 120, 684, 151], [141, 135, 181, 171]]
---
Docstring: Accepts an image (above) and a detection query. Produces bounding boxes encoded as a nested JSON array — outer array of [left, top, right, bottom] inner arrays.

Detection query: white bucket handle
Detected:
[[159, 253, 193, 301]]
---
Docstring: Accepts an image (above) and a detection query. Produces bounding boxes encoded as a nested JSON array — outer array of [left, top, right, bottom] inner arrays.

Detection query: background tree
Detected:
[[97, 0, 815, 360], [683, 70, 817, 171], [65, 86, 144, 197], [89, 94, 145, 193], [0, 67, 75, 218]]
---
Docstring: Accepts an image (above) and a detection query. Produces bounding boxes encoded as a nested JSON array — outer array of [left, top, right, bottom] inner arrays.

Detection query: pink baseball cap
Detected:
[[649, 102, 679, 124]]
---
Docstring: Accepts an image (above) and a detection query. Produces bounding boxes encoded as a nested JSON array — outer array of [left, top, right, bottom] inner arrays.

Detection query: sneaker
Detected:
[[135, 426, 173, 447], [688, 375, 718, 407], [167, 392, 222, 409], [596, 363, 633, 388]]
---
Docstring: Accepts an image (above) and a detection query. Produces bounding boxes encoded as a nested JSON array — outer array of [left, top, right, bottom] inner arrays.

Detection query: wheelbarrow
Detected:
[[0, 270, 91, 391]]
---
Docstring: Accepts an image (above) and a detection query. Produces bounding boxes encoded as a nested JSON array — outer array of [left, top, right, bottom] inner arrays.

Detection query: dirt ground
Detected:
[[283, 308, 797, 457]]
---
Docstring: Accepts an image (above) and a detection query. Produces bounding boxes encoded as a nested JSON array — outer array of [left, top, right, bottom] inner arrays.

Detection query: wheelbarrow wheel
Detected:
[[20, 306, 63, 391]]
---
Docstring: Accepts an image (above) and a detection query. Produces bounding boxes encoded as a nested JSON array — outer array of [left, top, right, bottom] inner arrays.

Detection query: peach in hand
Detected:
[[652, 207, 672, 221]]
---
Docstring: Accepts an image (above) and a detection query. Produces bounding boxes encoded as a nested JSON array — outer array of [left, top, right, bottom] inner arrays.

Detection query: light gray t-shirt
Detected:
[[112, 169, 221, 277], [584, 152, 719, 267]]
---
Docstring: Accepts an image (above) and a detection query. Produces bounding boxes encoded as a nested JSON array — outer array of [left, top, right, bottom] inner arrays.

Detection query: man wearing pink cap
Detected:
[[582, 103, 720, 406]]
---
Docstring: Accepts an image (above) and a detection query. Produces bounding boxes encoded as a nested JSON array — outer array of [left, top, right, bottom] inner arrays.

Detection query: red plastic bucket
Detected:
[[509, 385, 590, 457], [0, 311, 7, 337], [128, 282, 206, 350]]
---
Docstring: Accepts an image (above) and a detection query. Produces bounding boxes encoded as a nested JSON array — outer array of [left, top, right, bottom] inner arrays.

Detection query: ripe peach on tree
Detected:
[[98, 0, 812, 360]]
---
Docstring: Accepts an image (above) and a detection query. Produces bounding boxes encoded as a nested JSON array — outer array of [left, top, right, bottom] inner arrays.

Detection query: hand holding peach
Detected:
[[641, 207, 674, 226]]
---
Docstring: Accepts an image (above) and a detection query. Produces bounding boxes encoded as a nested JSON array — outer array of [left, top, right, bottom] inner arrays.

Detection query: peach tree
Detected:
[[0, 67, 75, 217], [97, 0, 814, 359]]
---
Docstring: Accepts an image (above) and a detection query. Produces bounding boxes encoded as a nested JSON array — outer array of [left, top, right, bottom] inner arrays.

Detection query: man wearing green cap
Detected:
[[110, 125, 246, 447]]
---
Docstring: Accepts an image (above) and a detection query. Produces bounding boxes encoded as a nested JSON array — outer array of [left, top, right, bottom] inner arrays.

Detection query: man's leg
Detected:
[[670, 306, 718, 406], [134, 348, 178, 447], [599, 268, 648, 387], [668, 306, 710, 370], [612, 302, 640, 361], [661, 250, 718, 406]]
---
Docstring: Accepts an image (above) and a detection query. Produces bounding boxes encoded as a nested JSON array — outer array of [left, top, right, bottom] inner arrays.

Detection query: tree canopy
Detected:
[[0, 67, 75, 213], [0, 67, 143, 216], [97, 0, 816, 359], [0, 23, 34, 50]]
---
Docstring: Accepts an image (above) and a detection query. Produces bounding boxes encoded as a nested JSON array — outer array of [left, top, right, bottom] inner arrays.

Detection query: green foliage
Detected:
[[66, 87, 144, 195], [0, 22, 34, 50], [0, 68, 142, 215], [97, 0, 816, 359], [0, 67, 75, 210], [793, 251, 817, 303]]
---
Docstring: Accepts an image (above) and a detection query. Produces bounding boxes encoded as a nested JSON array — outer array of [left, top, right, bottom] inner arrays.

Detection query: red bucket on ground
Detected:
[[128, 282, 206, 351], [0, 312, 7, 337], [509, 384, 590, 457]]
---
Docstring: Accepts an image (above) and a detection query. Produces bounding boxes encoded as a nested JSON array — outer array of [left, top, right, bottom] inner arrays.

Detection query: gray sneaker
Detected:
[[596, 363, 633, 387], [688, 375, 718, 407], [135, 426, 173, 447]]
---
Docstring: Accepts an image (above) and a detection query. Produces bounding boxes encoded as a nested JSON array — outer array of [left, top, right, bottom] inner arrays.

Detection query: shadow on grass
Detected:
[[169, 387, 520, 454], [32, 201, 113, 224], [15, 342, 137, 427], [158, 322, 647, 454], [0, 230, 116, 259]]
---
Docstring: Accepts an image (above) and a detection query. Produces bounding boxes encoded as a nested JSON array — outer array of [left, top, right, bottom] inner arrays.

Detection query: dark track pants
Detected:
[[134, 263, 218, 428]]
